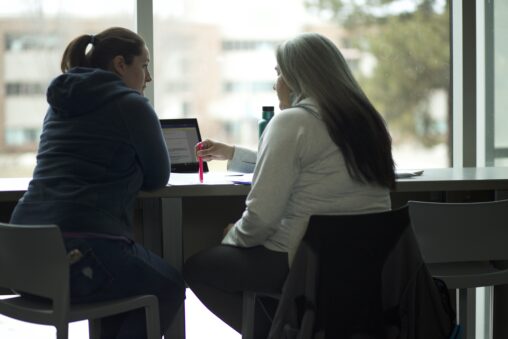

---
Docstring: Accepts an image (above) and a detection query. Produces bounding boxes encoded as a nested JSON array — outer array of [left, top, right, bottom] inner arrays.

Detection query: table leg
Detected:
[[161, 198, 185, 339]]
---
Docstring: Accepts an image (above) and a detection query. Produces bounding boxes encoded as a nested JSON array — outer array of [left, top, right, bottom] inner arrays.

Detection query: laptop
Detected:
[[160, 118, 209, 173]]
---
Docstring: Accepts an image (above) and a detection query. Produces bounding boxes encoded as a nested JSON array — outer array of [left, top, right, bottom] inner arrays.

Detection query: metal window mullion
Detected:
[[452, 0, 463, 167], [136, 0, 154, 105], [462, 0, 477, 167], [484, 0, 495, 166]]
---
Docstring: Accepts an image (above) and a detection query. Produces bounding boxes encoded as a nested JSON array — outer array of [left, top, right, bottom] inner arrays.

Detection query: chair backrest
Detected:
[[304, 205, 411, 254], [304, 206, 416, 338], [408, 199, 508, 264], [0, 223, 69, 302], [270, 205, 454, 339]]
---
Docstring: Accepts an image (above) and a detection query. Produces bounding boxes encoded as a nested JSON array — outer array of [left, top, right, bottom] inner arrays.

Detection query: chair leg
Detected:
[[484, 286, 494, 339], [56, 323, 69, 339], [242, 292, 256, 339], [297, 308, 316, 339], [165, 304, 186, 339], [145, 301, 161, 339], [457, 288, 476, 339], [88, 318, 101, 339]]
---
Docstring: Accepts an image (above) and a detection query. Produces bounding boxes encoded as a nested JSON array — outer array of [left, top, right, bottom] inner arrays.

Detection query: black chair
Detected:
[[0, 222, 160, 339], [267, 206, 455, 339]]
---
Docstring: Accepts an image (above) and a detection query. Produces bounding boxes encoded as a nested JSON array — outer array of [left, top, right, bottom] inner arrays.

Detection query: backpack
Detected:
[[433, 278, 463, 339]]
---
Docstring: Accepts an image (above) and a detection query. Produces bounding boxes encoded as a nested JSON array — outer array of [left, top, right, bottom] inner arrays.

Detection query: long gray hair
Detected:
[[276, 33, 395, 188]]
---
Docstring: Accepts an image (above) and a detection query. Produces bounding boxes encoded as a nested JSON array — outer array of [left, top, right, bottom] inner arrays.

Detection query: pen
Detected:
[[197, 142, 204, 183]]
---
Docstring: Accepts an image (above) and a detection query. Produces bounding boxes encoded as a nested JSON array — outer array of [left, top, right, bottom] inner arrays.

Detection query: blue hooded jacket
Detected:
[[10, 67, 170, 238]]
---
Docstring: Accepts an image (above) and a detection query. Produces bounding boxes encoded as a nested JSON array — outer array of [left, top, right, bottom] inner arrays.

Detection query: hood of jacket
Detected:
[[46, 67, 138, 117]]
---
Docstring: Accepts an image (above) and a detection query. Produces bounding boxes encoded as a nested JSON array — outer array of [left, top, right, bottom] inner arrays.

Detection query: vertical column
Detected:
[[141, 196, 185, 338], [461, 0, 476, 167], [136, 0, 155, 105], [161, 197, 186, 339], [482, 0, 495, 166]]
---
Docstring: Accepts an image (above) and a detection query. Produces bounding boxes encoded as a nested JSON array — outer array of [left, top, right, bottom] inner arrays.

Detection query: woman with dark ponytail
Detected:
[[11, 27, 184, 339]]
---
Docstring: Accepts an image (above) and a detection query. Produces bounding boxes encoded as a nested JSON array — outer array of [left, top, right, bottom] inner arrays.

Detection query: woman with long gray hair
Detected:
[[184, 32, 395, 338]]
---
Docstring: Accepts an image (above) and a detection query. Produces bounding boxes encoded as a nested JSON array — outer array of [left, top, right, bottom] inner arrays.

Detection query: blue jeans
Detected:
[[65, 237, 185, 339]]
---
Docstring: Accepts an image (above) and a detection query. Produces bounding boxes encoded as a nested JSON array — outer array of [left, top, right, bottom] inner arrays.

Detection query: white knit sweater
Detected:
[[222, 98, 391, 264]]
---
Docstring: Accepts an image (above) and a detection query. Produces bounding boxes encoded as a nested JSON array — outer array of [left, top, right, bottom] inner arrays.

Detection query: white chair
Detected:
[[0, 222, 160, 339], [408, 199, 508, 339]]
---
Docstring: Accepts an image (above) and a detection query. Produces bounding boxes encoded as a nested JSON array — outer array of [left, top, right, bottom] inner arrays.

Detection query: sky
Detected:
[[0, 0, 447, 26], [0, 0, 305, 20], [0, 0, 314, 38], [0, 0, 133, 17]]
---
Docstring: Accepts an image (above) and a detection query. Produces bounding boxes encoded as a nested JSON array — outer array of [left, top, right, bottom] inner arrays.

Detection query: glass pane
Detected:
[[493, 0, 508, 166], [0, 0, 135, 177], [154, 0, 451, 171]]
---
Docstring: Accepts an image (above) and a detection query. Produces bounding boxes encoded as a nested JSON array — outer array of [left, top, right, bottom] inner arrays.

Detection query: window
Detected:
[[6, 82, 46, 96], [222, 40, 281, 51], [0, 0, 135, 177], [5, 128, 41, 146], [223, 81, 274, 93], [487, 1, 508, 166], [5, 33, 60, 51], [154, 0, 451, 170]]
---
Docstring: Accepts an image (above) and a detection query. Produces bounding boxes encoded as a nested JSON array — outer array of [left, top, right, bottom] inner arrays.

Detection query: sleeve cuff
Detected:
[[227, 146, 257, 173]]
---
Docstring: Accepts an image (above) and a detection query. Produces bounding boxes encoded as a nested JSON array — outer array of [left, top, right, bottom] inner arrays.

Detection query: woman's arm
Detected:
[[227, 146, 257, 173], [222, 110, 303, 246], [121, 94, 170, 190], [196, 139, 257, 173]]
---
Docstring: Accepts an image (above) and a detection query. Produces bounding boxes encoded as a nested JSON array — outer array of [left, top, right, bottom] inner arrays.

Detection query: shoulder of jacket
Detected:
[[273, 106, 321, 128]]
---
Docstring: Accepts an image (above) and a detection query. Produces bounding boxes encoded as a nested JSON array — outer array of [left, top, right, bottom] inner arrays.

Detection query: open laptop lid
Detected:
[[160, 118, 209, 173]]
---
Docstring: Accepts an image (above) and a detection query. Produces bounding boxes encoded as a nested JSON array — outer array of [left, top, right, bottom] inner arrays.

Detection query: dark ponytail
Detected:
[[60, 27, 145, 73], [60, 35, 93, 72]]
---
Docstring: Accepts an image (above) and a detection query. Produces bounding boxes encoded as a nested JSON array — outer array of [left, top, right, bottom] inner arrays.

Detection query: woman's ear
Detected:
[[111, 55, 126, 75]]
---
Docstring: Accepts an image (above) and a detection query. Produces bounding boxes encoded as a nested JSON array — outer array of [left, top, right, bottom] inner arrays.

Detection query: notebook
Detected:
[[160, 118, 209, 173], [395, 169, 424, 178]]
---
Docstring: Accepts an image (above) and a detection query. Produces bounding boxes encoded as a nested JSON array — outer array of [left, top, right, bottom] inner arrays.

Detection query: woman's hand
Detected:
[[196, 139, 235, 162]]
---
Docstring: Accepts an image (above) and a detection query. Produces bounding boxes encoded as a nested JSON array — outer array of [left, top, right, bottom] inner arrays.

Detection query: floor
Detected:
[[0, 289, 493, 338], [0, 289, 240, 339]]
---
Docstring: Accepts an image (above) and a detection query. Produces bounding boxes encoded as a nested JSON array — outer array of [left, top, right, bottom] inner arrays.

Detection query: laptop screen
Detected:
[[160, 118, 209, 173]]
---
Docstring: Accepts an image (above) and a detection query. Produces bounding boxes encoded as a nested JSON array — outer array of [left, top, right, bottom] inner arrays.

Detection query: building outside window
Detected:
[[0, 0, 134, 175]]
